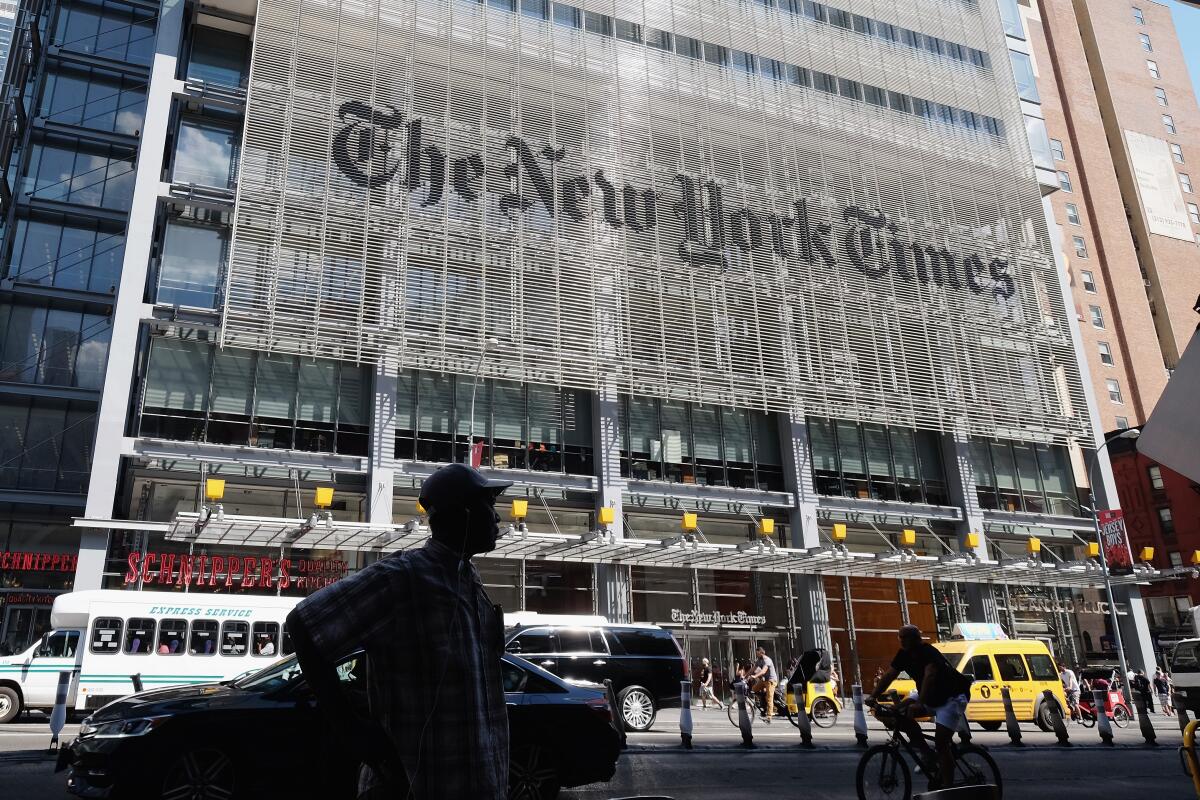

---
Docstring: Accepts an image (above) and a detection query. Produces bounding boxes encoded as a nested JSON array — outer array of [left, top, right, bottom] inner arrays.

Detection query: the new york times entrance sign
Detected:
[[223, 0, 1090, 444]]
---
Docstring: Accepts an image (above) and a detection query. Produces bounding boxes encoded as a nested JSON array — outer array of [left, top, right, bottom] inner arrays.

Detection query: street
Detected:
[[2, 708, 1195, 799]]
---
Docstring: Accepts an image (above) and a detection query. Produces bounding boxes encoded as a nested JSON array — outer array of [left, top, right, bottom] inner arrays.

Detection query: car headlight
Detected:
[[79, 716, 168, 739]]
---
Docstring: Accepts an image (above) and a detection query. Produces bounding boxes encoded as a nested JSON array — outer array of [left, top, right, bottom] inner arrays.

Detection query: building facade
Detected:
[[0, 0, 1160, 683]]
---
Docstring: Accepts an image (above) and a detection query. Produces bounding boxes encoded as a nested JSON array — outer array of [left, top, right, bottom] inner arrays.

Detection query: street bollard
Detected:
[[1133, 689, 1157, 746], [735, 681, 754, 748], [792, 682, 813, 748], [679, 680, 694, 749], [1093, 689, 1114, 746], [130, 673, 143, 693], [1042, 690, 1071, 747], [603, 679, 627, 750], [48, 670, 70, 751], [852, 685, 868, 747], [1000, 686, 1022, 746], [1176, 693, 1191, 739]]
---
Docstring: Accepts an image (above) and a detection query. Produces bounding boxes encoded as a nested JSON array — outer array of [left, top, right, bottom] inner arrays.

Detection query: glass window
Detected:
[[808, 417, 840, 494], [555, 628, 593, 653], [1159, 507, 1175, 534], [157, 619, 187, 654], [1164, 114, 1177, 134], [282, 625, 295, 656], [1147, 59, 1160, 78], [520, 0, 547, 19], [645, 28, 672, 51], [220, 621, 249, 656], [189, 620, 218, 655], [995, 653, 1030, 681], [1098, 341, 1114, 365], [157, 218, 228, 308], [174, 116, 238, 188], [1073, 236, 1088, 258], [252, 622, 279, 656], [1035, 443, 1074, 514], [1155, 87, 1168, 106], [732, 50, 756, 74], [723, 408, 754, 487], [124, 618, 155, 654], [40, 66, 146, 135], [1141, 33, 1153, 52], [836, 420, 868, 497], [8, 220, 124, 293], [187, 27, 250, 87], [1026, 116, 1054, 169], [1081, 270, 1096, 292], [501, 660, 528, 692], [1050, 138, 1066, 160], [613, 629, 679, 656], [1133, 6, 1145, 24], [1013, 442, 1044, 512], [143, 338, 211, 412], [1149, 465, 1164, 489], [552, 3, 580, 27], [1090, 305, 1104, 328], [1115, 416, 1129, 429], [660, 400, 691, 482], [1106, 378, 1123, 403], [507, 628, 554, 654], [889, 427, 920, 501], [1171, 551, 1183, 567], [1065, 203, 1080, 225], [1181, 173, 1193, 194], [703, 42, 728, 67], [1188, 203, 1200, 225], [583, 11, 612, 36], [964, 655, 994, 681], [614, 19, 641, 43], [1027, 654, 1057, 681], [990, 441, 1021, 511], [1172, 143, 1185, 163], [674, 34, 702, 60], [25, 142, 135, 208], [998, 0, 1024, 38], [1010, 51, 1039, 103], [863, 423, 895, 500], [1058, 170, 1072, 192], [37, 630, 79, 658], [90, 617, 122, 653]]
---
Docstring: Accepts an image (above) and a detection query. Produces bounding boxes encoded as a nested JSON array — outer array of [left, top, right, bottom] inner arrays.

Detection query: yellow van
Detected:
[[888, 638, 1068, 731]]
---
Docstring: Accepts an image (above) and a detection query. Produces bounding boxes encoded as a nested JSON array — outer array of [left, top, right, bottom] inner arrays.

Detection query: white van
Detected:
[[1171, 637, 1200, 715], [0, 590, 302, 722]]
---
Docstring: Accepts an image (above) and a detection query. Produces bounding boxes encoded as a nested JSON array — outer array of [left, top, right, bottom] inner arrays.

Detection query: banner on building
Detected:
[[224, 0, 1092, 445], [1097, 509, 1134, 576], [1124, 129, 1193, 242]]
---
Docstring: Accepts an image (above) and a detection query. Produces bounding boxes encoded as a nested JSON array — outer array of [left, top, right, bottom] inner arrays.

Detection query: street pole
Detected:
[[465, 338, 498, 464], [1086, 429, 1140, 705]]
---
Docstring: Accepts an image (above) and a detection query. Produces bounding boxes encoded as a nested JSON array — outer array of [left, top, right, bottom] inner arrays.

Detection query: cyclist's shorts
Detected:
[[930, 693, 969, 729]]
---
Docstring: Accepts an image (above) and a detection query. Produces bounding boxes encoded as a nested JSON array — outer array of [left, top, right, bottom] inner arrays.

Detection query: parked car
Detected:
[[503, 614, 687, 732], [59, 652, 619, 800]]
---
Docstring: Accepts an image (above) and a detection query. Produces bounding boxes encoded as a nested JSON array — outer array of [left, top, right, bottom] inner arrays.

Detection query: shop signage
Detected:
[[1009, 595, 1125, 616], [1097, 510, 1134, 576], [0, 592, 61, 606], [0, 551, 78, 572], [124, 553, 348, 592], [670, 608, 767, 627]]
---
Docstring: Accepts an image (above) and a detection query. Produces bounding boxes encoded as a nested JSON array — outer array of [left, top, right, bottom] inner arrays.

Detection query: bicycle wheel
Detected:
[[1112, 706, 1131, 728], [953, 744, 1002, 797], [811, 697, 839, 728], [1079, 708, 1096, 728], [728, 698, 757, 728], [856, 745, 912, 800]]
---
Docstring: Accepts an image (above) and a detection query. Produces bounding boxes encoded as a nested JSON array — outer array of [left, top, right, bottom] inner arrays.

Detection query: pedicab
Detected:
[[783, 648, 842, 728], [1077, 684, 1133, 728]]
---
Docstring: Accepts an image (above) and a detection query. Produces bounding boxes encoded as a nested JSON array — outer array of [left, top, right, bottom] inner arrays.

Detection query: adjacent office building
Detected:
[[0, 0, 1165, 684]]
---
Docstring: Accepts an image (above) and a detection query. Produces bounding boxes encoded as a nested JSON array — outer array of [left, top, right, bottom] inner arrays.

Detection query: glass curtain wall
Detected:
[[0, 398, 96, 492], [808, 417, 949, 504], [154, 206, 230, 308], [969, 437, 1079, 515], [0, 304, 111, 388]]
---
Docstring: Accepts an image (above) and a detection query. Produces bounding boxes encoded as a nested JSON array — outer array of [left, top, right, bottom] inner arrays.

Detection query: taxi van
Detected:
[[889, 626, 1068, 731]]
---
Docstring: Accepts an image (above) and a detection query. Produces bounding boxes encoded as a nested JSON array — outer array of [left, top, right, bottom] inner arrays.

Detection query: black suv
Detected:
[[504, 621, 686, 731]]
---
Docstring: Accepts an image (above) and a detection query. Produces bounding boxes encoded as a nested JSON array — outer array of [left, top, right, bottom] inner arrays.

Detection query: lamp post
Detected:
[[1085, 427, 1141, 705], [465, 338, 499, 464]]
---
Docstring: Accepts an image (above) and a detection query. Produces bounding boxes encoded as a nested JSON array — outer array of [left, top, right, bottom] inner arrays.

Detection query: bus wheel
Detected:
[[0, 687, 20, 724]]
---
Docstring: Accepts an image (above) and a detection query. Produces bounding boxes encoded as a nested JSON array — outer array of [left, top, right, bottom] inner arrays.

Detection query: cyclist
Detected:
[[867, 625, 972, 791], [750, 646, 779, 724], [1059, 662, 1080, 720]]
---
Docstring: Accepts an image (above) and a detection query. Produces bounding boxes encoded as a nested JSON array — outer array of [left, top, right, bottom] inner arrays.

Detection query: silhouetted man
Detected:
[[287, 463, 512, 799]]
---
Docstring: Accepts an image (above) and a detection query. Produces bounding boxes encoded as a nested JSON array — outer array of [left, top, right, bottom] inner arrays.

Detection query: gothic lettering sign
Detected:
[[670, 608, 768, 627], [225, 0, 1091, 446]]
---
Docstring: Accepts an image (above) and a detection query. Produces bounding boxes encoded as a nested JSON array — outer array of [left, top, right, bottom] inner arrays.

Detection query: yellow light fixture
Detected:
[[682, 512, 698, 532], [1191, 550, 1200, 566], [757, 518, 775, 536], [314, 487, 334, 509], [1139, 546, 1155, 562], [899, 529, 917, 547], [204, 478, 225, 502], [832, 523, 847, 542], [963, 532, 980, 550], [1027, 536, 1041, 554], [1087, 542, 1101, 558], [598, 506, 615, 526], [511, 499, 528, 521]]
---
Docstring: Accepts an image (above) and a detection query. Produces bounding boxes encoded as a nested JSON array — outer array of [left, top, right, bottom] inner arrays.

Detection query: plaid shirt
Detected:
[[293, 538, 508, 799]]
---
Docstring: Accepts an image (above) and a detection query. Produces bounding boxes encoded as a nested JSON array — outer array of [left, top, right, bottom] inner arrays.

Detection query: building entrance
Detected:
[[674, 630, 784, 704]]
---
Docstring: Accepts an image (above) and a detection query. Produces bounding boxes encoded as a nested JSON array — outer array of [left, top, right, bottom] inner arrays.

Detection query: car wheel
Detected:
[[508, 744, 560, 800], [1036, 701, 1056, 731], [618, 686, 657, 732], [979, 720, 1003, 731], [160, 746, 236, 800], [0, 687, 20, 724]]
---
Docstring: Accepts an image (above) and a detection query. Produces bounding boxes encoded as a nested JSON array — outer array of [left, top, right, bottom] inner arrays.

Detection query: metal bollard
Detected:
[[130, 673, 143, 693], [735, 681, 754, 748], [792, 682, 813, 748], [852, 685, 868, 747], [1042, 690, 1071, 747], [1092, 689, 1114, 746], [679, 680, 694, 749], [48, 670, 71, 751], [604, 679, 627, 750], [1176, 693, 1191, 739], [1133, 689, 1157, 746], [1000, 686, 1022, 746]]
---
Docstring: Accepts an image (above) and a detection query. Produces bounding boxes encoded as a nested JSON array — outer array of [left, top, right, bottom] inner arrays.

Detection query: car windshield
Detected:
[[231, 655, 304, 691]]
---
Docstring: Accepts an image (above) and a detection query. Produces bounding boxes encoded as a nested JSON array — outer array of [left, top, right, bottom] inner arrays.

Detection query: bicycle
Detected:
[[726, 678, 792, 727], [856, 698, 1002, 800]]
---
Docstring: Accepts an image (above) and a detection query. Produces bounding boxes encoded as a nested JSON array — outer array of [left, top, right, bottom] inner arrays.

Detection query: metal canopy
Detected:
[[161, 513, 1156, 589]]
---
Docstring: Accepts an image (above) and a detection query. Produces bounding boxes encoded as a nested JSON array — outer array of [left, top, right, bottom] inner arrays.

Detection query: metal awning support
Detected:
[[159, 512, 1161, 589]]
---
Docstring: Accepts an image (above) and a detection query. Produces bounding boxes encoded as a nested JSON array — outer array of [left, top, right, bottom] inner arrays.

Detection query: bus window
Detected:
[[282, 625, 295, 656], [157, 619, 187, 654], [190, 620, 218, 655], [90, 618, 123, 654], [124, 618, 156, 654], [36, 630, 79, 658], [221, 621, 249, 656], [252, 622, 279, 657]]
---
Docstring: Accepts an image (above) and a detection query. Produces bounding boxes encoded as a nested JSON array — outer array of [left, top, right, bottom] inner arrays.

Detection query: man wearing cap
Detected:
[[287, 463, 512, 799]]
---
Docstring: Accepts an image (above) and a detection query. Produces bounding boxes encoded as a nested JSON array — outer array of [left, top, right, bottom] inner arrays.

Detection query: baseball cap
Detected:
[[418, 463, 512, 513]]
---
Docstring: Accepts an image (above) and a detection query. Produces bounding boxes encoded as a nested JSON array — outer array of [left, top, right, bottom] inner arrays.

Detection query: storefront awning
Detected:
[[155, 512, 1161, 589]]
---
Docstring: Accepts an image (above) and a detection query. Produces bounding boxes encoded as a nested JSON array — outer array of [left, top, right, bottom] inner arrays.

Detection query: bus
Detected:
[[0, 590, 302, 722]]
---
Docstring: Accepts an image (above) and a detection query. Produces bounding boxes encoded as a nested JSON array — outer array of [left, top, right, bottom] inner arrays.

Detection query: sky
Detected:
[[1166, 0, 1200, 102]]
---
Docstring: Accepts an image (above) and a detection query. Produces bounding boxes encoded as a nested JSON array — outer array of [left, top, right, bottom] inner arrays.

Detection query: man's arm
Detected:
[[919, 662, 938, 705], [868, 667, 899, 701]]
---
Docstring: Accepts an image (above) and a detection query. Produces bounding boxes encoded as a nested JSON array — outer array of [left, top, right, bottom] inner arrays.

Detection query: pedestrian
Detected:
[[750, 646, 779, 723], [830, 663, 841, 699], [1059, 662, 1080, 720], [1154, 669, 1173, 716], [286, 463, 513, 800], [698, 658, 725, 710], [1133, 669, 1154, 712]]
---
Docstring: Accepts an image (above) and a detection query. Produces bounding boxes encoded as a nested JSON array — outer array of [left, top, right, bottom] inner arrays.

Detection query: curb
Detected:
[[622, 742, 1175, 754]]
